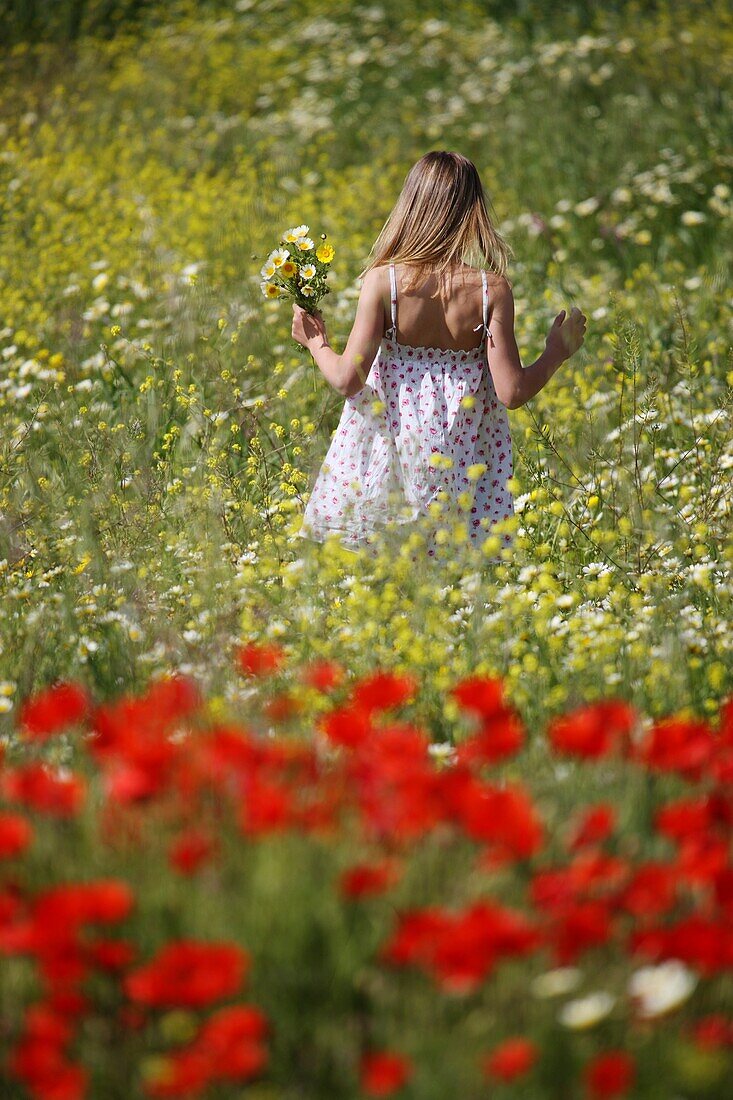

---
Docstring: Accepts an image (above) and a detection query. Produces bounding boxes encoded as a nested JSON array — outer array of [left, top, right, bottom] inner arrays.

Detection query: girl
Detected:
[[291, 150, 586, 560]]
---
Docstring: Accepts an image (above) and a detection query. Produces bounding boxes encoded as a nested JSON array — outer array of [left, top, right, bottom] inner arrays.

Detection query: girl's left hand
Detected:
[[292, 303, 327, 349]]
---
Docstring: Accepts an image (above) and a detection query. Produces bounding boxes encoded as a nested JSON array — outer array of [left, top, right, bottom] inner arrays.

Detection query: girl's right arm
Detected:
[[488, 278, 586, 410]]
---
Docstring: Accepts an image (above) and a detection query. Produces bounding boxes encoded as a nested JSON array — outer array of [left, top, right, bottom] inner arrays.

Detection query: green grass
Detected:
[[0, 0, 730, 731]]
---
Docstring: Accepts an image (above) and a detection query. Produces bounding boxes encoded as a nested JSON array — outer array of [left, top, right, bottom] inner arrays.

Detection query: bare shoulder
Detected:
[[486, 273, 514, 314], [359, 264, 388, 289], [487, 272, 513, 295]]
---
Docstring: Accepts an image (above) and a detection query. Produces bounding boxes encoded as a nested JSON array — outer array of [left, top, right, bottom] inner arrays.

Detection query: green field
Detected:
[[0, 2, 732, 1095]]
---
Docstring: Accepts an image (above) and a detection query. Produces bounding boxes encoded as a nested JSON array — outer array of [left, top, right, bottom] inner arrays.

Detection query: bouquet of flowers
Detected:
[[259, 224, 334, 314]]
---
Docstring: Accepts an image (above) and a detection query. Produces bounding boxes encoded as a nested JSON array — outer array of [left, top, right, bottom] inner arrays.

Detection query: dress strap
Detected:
[[388, 262, 398, 339], [473, 270, 493, 342]]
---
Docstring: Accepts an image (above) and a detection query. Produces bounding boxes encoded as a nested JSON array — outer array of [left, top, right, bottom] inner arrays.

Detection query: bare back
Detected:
[[380, 262, 502, 352]]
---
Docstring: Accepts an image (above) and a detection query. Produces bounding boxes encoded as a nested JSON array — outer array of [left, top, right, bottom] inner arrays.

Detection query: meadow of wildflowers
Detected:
[[0, 0, 732, 1095]]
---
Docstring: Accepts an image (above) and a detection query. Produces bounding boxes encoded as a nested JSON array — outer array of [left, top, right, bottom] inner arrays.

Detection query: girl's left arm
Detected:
[[291, 267, 385, 398]]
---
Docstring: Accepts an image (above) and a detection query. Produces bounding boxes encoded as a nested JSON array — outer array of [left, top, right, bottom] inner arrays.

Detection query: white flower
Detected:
[[268, 248, 289, 266], [531, 967, 583, 999], [283, 224, 309, 242], [296, 237, 315, 251], [260, 261, 276, 279], [300, 263, 316, 280], [574, 196, 600, 217], [559, 991, 615, 1029], [301, 284, 315, 297], [428, 742, 456, 761], [681, 210, 706, 226], [628, 960, 697, 1018]]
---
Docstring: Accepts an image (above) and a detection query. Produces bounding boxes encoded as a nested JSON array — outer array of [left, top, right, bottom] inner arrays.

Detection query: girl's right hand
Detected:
[[546, 306, 587, 363]]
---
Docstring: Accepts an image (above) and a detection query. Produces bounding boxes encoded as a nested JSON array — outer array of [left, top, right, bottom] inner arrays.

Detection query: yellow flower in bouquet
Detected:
[[258, 224, 334, 314]]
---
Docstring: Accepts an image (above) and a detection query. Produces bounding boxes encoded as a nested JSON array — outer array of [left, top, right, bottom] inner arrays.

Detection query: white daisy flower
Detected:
[[296, 237, 315, 251], [680, 210, 706, 226], [628, 960, 697, 1018], [268, 248, 289, 266], [531, 967, 583, 999], [300, 264, 316, 280], [301, 284, 315, 297], [574, 196, 600, 217], [283, 224, 310, 242], [260, 261, 276, 279], [559, 991, 615, 1030]]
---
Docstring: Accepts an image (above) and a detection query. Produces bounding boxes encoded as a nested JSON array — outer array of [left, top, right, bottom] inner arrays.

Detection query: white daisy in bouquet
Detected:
[[258, 223, 334, 312]]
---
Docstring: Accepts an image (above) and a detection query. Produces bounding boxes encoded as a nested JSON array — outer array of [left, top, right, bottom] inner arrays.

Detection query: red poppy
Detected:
[[147, 1003, 269, 1095], [545, 899, 613, 964], [654, 796, 712, 841], [481, 1035, 538, 1081], [381, 901, 540, 993], [584, 1049, 635, 1098], [567, 850, 630, 897], [46, 988, 90, 1018], [17, 681, 90, 740], [637, 716, 716, 780], [449, 675, 507, 719], [677, 835, 729, 886], [300, 659, 344, 692], [379, 907, 450, 968], [21, 1002, 73, 1046], [454, 711, 524, 767], [458, 779, 544, 859], [84, 938, 136, 971], [567, 803, 616, 850], [346, 724, 440, 843], [9, 1049, 87, 1100], [9, 1034, 68, 1082], [617, 862, 679, 918], [239, 778, 294, 837], [319, 705, 373, 749], [124, 940, 248, 1008], [349, 670, 417, 714], [2, 764, 85, 817], [38, 945, 88, 987], [628, 914, 731, 975], [236, 642, 285, 676], [194, 1004, 269, 1079], [263, 692, 302, 721], [33, 880, 135, 928], [144, 1047, 211, 1097], [104, 763, 168, 805], [547, 700, 638, 759], [688, 1013, 733, 1049], [714, 866, 733, 914], [360, 1050, 413, 1096], [90, 688, 180, 763], [0, 811, 33, 858], [168, 828, 218, 875], [338, 859, 402, 900]]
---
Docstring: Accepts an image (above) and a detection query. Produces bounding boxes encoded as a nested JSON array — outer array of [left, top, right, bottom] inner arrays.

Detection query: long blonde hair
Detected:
[[359, 151, 513, 297]]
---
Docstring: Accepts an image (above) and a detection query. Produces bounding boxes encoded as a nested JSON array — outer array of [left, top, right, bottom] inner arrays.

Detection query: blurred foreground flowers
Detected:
[[1, 658, 732, 1098]]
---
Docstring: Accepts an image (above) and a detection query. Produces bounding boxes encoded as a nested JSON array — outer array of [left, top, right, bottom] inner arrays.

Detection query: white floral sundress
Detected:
[[297, 262, 514, 560]]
